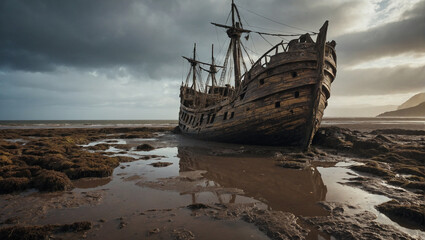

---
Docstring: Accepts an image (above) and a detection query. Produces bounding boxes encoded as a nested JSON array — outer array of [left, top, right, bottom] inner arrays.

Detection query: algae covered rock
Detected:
[[0, 221, 92, 240], [350, 162, 393, 177], [65, 166, 113, 179], [0, 155, 12, 166], [32, 169, 73, 192], [136, 144, 155, 151], [0, 177, 31, 193], [376, 200, 425, 230], [150, 162, 172, 167]]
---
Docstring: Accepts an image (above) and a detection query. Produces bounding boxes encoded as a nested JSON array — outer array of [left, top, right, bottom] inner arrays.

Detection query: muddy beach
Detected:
[[0, 123, 424, 239]]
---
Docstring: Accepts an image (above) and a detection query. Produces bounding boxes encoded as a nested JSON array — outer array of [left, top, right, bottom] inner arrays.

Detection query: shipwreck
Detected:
[[179, 1, 337, 148]]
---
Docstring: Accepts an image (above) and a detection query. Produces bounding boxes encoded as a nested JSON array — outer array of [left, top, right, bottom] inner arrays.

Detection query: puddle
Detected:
[[113, 147, 180, 181], [3, 135, 423, 239], [4, 138, 28, 145], [176, 146, 328, 217], [80, 139, 127, 147], [4, 138, 26, 143], [318, 166, 423, 238]]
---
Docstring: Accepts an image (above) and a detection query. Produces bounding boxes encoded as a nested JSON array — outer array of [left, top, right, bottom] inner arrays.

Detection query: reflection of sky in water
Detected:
[[318, 166, 422, 238], [81, 139, 181, 180], [80, 138, 152, 147], [318, 167, 391, 209], [113, 147, 181, 181]]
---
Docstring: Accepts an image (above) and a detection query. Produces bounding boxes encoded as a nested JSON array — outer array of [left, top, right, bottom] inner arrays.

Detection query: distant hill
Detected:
[[398, 92, 425, 110], [325, 105, 397, 117], [378, 102, 425, 117]]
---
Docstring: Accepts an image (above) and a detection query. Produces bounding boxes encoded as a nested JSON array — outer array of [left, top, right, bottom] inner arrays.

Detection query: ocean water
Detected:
[[0, 118, 424, 130], [0, 120, 178, 129], [321, 117, 425, 131]]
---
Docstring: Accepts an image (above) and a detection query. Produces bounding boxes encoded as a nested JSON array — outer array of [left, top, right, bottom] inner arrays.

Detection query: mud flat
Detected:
[[0, 124, 424, 239]]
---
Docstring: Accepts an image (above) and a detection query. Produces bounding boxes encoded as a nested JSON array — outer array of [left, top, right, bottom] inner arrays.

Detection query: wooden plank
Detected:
[[179, 23, 337, 147]]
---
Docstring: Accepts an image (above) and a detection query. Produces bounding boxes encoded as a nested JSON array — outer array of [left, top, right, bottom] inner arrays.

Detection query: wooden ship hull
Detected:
[[179, 3, 336, 148]]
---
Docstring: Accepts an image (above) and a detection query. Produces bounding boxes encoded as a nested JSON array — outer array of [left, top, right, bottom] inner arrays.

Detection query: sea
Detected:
[[0, 120, 178, 129], [0, 118, 424, 131]]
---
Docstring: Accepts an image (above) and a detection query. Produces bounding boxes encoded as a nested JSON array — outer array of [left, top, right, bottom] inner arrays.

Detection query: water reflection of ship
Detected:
[[184, 180, 240, 206], [177, 146, 328, 216]]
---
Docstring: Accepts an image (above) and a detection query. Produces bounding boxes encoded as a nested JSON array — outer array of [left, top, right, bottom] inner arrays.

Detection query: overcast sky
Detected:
[[1, 0, 424, 120]]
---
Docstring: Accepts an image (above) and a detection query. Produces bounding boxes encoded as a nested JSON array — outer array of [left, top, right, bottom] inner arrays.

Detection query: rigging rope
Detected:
[[227, 60, 234, 86], [254, 30, 314, 37], [259, 33, 274, 47], [239, 46, 248, 74], [185, 67, 192, 86], [236, 4, 317, 34], [244, 44, 258, 55], [278, 36, 289, 42], [196, 66, 204, 93], [225, 8, 231, 25], [205, 74, 211, 93], [215, 27, 228, 64], [244, 24, 300, 35], [240, 42, 254, 65], [219, 41, 232, 87], [239, 10, 308, 37], [181, 58, 184, 84], [234, 4, 244, 28], [250, 33, 258, 56], [207, 2, 318, 90]]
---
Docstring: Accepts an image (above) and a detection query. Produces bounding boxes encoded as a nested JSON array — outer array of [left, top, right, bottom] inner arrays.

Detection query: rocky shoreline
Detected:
[[0, 126, 423, 239]]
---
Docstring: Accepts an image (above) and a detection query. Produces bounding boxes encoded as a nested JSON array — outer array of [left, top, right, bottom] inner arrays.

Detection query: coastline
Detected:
[[0, 120, 178, 130], [1, 118, 423, 130], [0, 123, 423, 239]]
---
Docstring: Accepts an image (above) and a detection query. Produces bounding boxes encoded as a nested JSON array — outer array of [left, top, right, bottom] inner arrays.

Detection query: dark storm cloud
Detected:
[[332, 65, 425, 96], [0, 0, 385, 76], [0, 0, 228, 78], [3, 0, 422, 76], [335, 0, 425, 65]]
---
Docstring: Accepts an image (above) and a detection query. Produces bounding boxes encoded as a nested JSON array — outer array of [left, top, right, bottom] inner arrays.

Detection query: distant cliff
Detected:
[[378, 102, 425, 117], [398, 92, 425, 110]]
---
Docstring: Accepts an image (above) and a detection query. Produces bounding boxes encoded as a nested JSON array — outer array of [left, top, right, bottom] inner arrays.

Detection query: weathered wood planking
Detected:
[[179, 21, 336, 148]]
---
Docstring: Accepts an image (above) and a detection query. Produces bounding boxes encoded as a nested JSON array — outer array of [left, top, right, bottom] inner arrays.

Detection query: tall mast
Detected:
[[231, 0, 235, 26], [211, 44, 216, 88], [211, 1, 248, 89], [192, 43, 196, 91], [201, 44, 219, 94], [182, 43, 224, 94], [231, 0, 241, 89]]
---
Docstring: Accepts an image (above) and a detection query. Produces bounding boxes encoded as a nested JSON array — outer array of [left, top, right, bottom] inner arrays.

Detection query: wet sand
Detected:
[[0, 125, 424, 239]]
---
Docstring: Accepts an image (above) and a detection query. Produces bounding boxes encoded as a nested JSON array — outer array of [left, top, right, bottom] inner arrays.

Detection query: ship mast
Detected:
[[210, 44, 216, 88], [192, 43, 197, 91], [212, 0, 250, 89], [183, 44, 223, 94], [200, 44, 218, 92], [231, 1, 240, 88]]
